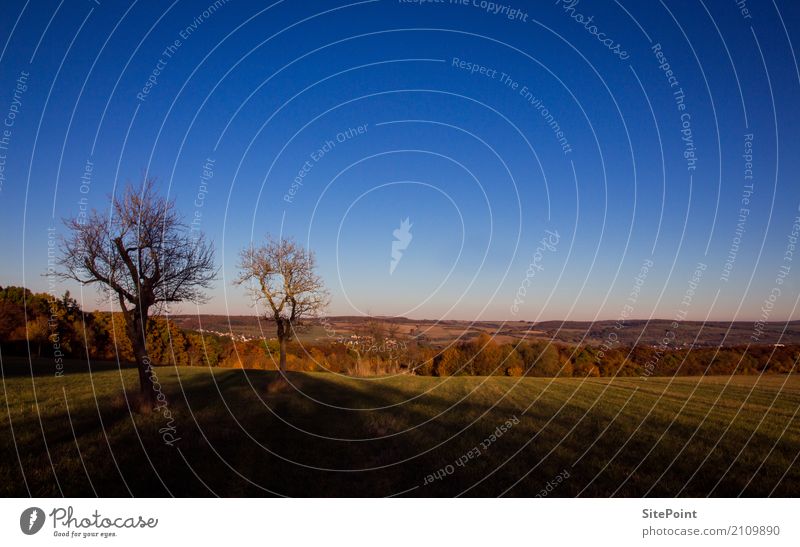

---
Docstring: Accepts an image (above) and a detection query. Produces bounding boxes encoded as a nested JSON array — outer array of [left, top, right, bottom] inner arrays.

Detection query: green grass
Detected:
[[1, 356, 798, 496]]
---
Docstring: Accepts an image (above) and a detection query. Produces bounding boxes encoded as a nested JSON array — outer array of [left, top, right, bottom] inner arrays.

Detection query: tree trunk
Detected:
[[126, 311, 156, 407], [275, 317, 288, 374], [278, 335, 287, 374]]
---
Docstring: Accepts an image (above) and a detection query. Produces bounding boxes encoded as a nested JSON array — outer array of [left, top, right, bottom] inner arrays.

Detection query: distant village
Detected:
[[196, 327, 408, 352]]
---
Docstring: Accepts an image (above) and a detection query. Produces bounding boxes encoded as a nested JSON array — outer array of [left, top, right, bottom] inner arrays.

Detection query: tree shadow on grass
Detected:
[[3, 366, 798, 497], [172, 370, 570, 497]]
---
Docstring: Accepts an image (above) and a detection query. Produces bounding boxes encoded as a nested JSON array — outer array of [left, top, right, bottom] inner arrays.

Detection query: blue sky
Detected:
[[1, 0, 799, 321]]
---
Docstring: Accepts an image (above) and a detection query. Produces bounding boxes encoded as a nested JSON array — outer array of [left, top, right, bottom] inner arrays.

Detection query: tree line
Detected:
[[2, 286, 797, 378]]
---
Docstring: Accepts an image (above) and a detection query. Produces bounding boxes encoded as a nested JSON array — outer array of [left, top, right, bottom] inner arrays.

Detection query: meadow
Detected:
[[1, 357, 798, 497]]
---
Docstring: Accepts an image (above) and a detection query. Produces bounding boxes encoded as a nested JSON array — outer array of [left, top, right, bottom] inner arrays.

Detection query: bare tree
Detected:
[[58, 179, 216, 405], [237, 237, 328, 373]]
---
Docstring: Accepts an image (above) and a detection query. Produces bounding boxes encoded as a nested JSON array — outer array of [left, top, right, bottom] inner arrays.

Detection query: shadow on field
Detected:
[[172, 369, 531, 497], [2, 361, 798, 497], [1, 364, 547, 496], [0, 356, 137, 377]]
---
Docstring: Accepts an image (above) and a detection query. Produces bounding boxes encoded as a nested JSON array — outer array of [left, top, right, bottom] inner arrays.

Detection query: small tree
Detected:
[[26, 315, 50, 357], [237, 237, 328, 373], [58, 179, 216, 405]]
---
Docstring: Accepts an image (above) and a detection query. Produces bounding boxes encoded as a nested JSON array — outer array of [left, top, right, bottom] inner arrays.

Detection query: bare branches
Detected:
[[58, 178, 217, 314], [237, 236, 328, 372], [56, 176, 217, 402], [236, 236, 329, 329]]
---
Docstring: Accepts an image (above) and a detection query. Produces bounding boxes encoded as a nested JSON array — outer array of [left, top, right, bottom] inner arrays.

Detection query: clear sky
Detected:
[[1, 0, 799, 322]]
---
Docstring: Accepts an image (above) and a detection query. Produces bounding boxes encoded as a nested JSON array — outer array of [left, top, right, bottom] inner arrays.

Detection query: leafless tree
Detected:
[[237, 237, 328, 373], [58, 178, 216, 405]]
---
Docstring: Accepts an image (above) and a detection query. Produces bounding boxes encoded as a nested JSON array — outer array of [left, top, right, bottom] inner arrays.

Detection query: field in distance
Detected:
[[171, 315, 800, 348], [2, 356, 798, 497]]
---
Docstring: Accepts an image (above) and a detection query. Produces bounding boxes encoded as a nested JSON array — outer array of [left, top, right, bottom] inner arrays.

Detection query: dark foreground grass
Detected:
[[1, 356, 798, 497]]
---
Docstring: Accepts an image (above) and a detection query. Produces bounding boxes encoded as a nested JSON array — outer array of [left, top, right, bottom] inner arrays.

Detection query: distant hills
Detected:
[[168, 315, 800, 348]]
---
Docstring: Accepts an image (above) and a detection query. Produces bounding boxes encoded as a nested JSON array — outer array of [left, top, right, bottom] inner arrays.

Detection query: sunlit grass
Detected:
[[1, 357, 798, 496]]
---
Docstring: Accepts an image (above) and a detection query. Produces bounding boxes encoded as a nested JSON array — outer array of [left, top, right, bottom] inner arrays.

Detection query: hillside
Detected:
[[168, 314, 800, 347], [2, 357, 798, 497]]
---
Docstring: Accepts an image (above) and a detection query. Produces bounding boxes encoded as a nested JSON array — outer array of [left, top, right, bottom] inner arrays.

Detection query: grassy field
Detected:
[[1, 356, 798, 497]]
